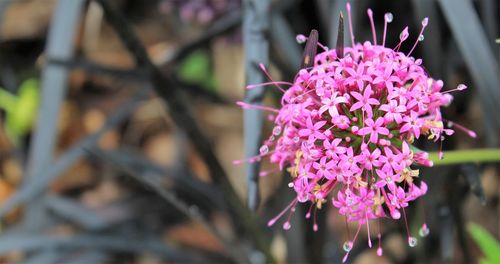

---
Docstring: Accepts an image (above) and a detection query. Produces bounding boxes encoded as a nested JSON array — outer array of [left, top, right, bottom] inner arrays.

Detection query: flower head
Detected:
[[236, 3, 474, 262]]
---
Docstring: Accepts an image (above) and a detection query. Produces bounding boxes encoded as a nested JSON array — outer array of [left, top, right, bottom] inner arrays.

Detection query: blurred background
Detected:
[[0, 0, 498, 263]]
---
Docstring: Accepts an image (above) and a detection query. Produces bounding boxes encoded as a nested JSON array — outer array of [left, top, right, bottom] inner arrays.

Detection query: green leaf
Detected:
[[5, 78, 40, 141], [0, 88, 17, 112], [496, 39, 500, 44], [468, 223, 500, 263], [177, 50, 217, 90]]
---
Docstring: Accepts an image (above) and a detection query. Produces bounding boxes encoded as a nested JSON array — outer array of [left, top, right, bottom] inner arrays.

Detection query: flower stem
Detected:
[[428, 149, 500, 165]]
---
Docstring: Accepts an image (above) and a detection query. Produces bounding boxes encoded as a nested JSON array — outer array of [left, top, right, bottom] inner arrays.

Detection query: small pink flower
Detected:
[[319, 92, 348, 117], [345, 62, 373, 90], [400, 111, 424, 138], [360, 147, 382, 170], [323, 138, 347, 159], [379, 147, 403, 173], [357, 117, 390, 143], [349, 85, 380, 118], [299, 117, 327, 140], [372, 62, 400, 90], [313, 156, 336, 179], [379, 99, 406, 123]]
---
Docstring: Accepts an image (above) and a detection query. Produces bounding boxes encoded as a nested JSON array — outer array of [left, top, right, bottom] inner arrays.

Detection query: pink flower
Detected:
[[388, 186, 409, 209], [323, 138, 347, 159], [360, 147, 382, 170], [345, 62, 372, 90], [379, 99, 406, 123], [319, 92, 348, 117], [236, 5, 475, 261], [332, 115, 350, 129], [400, 111, 424, 138], [340, 147, 361, 176], [379, 147, 403, 173], [358, 117, 390, 143], [349, 85, 380, 118], [299, 117, 327, 140], [372, 62, 401, 90], [313, 156, 336, 180]]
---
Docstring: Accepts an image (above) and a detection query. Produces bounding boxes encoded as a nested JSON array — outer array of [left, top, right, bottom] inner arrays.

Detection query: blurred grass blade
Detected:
[[243, 0, 270, 211], [0, 234, 201, 262], [460, 164, 486, 204], [439, 206, 454, 261], [438, 0, 500, 144], [45, 196, 109, 230], [467, 223, 500, 263], [22, 0, 86, 233], [22, 250, 59, 264], [27, 0, 85, 178], [0, 93, 145, 219]]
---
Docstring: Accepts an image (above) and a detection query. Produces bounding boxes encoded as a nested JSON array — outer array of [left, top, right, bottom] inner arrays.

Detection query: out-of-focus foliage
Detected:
[[178, 50, 217, 90], [0, 78, 39, 143], [468, 223, 500, 264]]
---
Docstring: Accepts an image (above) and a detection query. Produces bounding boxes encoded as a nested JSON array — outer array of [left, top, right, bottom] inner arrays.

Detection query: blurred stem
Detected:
[[0, 89, 16, 111], [428, 149, 500, 165]]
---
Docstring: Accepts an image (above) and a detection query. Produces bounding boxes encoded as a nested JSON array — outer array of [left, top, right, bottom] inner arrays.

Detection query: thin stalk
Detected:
[[428, 148, 500, 165]]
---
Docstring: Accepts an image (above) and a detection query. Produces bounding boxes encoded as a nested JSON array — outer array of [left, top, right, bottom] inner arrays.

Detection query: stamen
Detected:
[[394, 27, 409, 51], [377, 220, 383, 256], [345, 216, 351, 240], [296, 34, 307, 44], [246, 81, 292, 93], [408, 18, 429, 56], [232, 151, 272, 165], [313, 207, 319, 232], [236, 101, 279, 113], [259, 63, 286, 92], [267, 198, 298, 227], [346, 3, 355, 47], [402, 207, 417, 247], [442, 83, 467, 94], [445, 120, 477, 138], [283, 203, 299, 230], [382, 13, 393, 47], [296, 33, 329, 51], [259, 168, 279, 177], [367, 9, 377, 45], [366, 213, 372, 248], [342, 223, 362, 263]]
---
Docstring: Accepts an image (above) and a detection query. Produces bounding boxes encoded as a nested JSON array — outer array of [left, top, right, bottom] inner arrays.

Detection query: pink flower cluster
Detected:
[[237, 4, 474, 262]]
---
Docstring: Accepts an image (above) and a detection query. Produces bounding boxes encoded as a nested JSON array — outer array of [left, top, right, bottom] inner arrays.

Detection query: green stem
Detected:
[[428, 149, 500, 165]]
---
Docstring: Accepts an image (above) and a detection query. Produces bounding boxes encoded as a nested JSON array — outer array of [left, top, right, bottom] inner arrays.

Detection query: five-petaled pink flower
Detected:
[[349, 85, 380, 118], [357, 117, 390, 143]]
